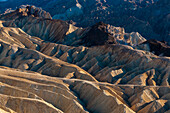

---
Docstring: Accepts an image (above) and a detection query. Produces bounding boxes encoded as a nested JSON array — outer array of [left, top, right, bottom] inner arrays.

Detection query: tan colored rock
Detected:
[[0, 7, 169, 113], [138, 99, 168, 113], [72, 81, 135, 113], [0, 94, 63, 113], [129, 88, 159, 111]]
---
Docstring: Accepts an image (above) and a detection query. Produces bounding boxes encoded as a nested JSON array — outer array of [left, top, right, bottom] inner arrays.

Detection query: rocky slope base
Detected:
[[0, 6, 169, 113]]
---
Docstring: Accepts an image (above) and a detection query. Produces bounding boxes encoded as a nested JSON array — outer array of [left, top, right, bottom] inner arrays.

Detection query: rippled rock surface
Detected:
[[0, 6, 169, 113]]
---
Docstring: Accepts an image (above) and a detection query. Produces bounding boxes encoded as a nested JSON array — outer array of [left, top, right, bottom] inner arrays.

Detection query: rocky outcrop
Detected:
[[136, 39, 170, 57], [80, 22, 118, 46]]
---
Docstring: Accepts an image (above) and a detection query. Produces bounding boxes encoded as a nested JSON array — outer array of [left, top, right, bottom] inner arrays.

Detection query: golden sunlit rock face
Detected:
[[0, 6, 169, 113]]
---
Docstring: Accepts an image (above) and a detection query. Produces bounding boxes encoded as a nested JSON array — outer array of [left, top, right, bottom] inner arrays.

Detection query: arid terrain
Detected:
[[0, 3, 169, 113], [0, 0, 169, 43]]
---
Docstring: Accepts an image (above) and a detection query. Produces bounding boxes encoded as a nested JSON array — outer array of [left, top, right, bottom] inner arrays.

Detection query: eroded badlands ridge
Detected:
[[1, 0, 169, 43], [0, 6, 169, 113]]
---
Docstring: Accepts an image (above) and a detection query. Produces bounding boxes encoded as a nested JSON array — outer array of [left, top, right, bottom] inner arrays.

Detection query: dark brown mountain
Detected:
[[141, 39, 170, 56]]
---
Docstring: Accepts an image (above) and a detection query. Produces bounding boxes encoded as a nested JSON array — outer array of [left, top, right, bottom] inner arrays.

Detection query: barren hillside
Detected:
[[0, 5, 169, 113]]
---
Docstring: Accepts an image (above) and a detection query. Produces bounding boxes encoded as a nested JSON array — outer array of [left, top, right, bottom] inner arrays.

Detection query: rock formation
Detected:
[[136, 39, 170, 57], [0, 0, 169, 43], [0, 6, 169, 113]]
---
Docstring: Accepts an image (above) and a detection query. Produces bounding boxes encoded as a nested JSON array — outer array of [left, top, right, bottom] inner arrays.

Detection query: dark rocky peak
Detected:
[[142, 39, 170, 57], [81, 22, 117, 47]]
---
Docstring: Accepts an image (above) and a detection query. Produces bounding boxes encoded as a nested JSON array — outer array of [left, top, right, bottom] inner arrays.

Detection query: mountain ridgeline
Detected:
[[0, 3, 169, 113]]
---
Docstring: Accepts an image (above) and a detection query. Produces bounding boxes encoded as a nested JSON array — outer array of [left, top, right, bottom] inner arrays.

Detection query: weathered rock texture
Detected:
[[1, 0, 169, 43], [0, 9, 147, 47], [0, 7, 169, 113]]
